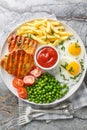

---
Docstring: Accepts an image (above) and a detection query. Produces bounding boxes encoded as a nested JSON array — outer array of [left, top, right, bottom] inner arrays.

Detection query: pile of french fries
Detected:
[[16, 19, 73, 46]]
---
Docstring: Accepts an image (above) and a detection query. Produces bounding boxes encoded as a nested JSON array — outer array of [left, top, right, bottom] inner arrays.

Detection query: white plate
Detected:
[[0, 19, 87, 108]]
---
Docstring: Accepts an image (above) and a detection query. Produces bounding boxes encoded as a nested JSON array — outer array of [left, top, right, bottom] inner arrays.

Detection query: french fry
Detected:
[[57, 31, 73, 36], [32, 35, 47, 45], [50, 24, 58, 33], [52, 39, 60, 46], [60, 36, 69, 41], [46, 21, 51, 33], [39, 26, 47, 36], [54, 34, 60, 38]]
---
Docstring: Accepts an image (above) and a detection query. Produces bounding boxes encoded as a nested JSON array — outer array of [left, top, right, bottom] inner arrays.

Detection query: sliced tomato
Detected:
[[12, 78, 24, 89], [30, 66, 42, 78], [23, 75, 35, 85], [17, 87, 27, 99]]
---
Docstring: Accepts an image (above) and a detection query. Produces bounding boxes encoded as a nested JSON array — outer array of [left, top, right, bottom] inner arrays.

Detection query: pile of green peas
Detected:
[[26, 72, 69, 104]]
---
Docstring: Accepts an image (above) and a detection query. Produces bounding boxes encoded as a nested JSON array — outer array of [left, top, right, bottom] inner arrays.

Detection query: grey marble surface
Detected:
[[0, 0, 87, 130]]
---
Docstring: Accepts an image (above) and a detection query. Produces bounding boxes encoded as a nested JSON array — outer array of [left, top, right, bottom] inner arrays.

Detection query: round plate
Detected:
[[0, 18, 87, 108]]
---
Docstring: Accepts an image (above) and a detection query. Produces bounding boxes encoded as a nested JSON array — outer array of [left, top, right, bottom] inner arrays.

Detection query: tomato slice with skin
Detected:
[[12, 78, 24, 89], [23, 75, 35, 85], [30, 66, 42, 78], [17, 87, 28, 99]]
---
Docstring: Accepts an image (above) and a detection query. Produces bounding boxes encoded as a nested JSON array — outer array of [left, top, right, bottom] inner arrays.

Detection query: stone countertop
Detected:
[[0, 0, 87, 130]]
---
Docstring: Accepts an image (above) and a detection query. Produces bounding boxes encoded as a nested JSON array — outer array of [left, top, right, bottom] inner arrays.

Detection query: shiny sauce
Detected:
[[36, 47, 58, 68]]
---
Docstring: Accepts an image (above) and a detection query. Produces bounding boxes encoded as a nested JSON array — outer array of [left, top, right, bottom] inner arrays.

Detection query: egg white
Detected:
[[56, 56, 82, 86]]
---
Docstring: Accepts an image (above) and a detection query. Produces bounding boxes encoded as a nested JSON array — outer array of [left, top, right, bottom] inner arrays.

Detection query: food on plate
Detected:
[[16, 19, 73, 46], [57, 39, 85, 86], [23, 75, 35, 85], [26, 72, 69, 104], [66, 61, 81, 76], [30, 66, 42, 78], [57, 56, 82, 85], [68, 42, 81, 56], [7, 34, 38, 54], [36, 46, 58, 68], [17, 87, 28, 99], [35, 45, 59, 69], [0, 35, 38, 78], [58, 40, 84, 60], [0, 50, 35, 78], [12, 77, 24, 89]]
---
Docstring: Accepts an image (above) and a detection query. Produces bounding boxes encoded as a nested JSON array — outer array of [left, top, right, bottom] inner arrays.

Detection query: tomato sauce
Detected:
[[36, 47, 58, 68]]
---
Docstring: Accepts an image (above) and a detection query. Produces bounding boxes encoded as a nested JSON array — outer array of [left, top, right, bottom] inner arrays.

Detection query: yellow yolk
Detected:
[[68, 43, 81, 56], [66, 61, 81, 76]]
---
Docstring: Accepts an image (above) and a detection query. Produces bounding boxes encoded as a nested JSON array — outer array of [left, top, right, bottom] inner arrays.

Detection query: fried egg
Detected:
[[57, 40, 84, 60], [56, 56, 82, 85]]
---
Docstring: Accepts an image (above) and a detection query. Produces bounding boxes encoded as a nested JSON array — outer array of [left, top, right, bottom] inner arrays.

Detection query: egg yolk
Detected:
[[68, 43, 81, 56], [66, 61, 81, 76]]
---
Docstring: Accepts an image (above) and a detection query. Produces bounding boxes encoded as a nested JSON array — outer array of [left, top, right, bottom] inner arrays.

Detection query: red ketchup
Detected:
[[36, 47, 58, 68]]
